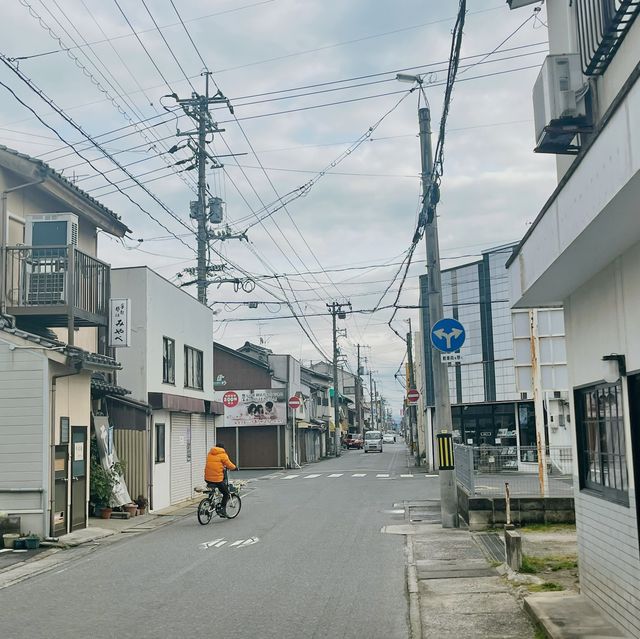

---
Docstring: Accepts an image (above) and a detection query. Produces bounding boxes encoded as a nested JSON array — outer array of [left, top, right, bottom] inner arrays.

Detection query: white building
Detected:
[[507, 0, 640, 633], [111, 267, 220, 511]]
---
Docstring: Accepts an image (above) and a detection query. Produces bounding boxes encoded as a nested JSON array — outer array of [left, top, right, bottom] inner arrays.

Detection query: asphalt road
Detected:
[[2, 441, 439, 639]]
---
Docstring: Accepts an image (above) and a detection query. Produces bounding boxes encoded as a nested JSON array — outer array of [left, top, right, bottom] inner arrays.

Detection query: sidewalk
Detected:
[[388, 501, 537, 639], [0, 497, 199, 590], [396, 496, 631, 639]]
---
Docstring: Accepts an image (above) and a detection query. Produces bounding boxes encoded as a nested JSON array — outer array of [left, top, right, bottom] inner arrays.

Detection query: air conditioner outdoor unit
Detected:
[[25, 212, 79, 247], [24, 213, 79, 305], [552, 390, 569, 401], [533, 54, 590, 154]]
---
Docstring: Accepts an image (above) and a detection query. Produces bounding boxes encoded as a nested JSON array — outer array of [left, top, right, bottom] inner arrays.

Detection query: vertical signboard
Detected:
[[109, 298, 131, 348]]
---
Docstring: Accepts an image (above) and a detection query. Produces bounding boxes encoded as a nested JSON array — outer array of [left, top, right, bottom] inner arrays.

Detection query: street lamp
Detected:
[[398, 77, 458, 528]]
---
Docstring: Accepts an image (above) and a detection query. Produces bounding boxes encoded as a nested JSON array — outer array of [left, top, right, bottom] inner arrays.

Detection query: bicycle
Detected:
[[196, 479, 244, 525]]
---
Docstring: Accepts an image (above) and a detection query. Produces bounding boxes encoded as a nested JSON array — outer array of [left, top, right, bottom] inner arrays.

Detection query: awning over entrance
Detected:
[[148, 392, 205, 413]]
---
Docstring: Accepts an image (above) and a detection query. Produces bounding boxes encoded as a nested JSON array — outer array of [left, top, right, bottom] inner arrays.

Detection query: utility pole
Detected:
[[373, 380, 378, 429], [419, 104, 459, 528], [174, 73, 233, 305], [327, 301, 351, 456], [406, 318, 420, 466], [369, 368, 374, 432], [356, 344, 362, 434]]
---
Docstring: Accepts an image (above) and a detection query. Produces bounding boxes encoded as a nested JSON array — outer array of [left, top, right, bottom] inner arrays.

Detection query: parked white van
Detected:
[[364, 430, 383, 453]]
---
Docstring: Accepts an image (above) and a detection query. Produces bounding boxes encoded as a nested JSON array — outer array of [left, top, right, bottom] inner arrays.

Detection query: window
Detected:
[[184, 346, 203, 390], [163, 337, 175, 384], [575, 382, 628, 505], [59, 416, 69, 445], [155, 423, 165, 463]]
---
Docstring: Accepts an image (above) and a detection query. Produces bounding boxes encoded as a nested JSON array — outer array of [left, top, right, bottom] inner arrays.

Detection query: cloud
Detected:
[[0, 0, 556, 414]]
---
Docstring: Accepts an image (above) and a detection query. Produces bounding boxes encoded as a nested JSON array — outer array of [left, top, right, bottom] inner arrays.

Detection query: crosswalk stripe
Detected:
[[352, 473, 367, 477], [328, 473, 343, 477], [304, 474, 321, 479], [282, 475, 299, 480], [376, 473, 390, 478], [400, 474, 414, 478]]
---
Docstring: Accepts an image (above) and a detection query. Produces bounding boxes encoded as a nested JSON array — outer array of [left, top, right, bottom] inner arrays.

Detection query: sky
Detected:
[[0, 0, 556, 419]]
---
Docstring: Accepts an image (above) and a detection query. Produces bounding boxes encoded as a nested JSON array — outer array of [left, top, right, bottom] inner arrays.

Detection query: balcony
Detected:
[[2, 245, 110, 333]]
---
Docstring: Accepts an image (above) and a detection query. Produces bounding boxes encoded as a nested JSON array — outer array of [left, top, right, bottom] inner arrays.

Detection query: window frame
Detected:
[[162, 337, 175, 385], [155, 422, 166, 463], [184, 345, 204, 390], [575, 381, 629, 506]]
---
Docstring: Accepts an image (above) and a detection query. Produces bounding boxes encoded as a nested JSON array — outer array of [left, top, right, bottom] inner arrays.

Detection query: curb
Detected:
[[406, 533, 422, 639]]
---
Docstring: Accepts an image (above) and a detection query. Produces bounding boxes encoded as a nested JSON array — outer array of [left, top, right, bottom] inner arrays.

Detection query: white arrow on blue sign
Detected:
[[431, 318, 466, 353]]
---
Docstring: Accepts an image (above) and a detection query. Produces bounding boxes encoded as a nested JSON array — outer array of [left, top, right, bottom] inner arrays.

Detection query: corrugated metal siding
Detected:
[[0, 345, 45, 493], [191, 414, 207, 489], [113, 429, 147, 503], [576, 492, 640, 636], [170, 413, 192, 503]]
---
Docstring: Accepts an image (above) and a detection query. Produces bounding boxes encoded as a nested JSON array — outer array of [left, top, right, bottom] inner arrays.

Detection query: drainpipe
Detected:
[[1, 175, 47, 318], [49, 363, 82, 537]]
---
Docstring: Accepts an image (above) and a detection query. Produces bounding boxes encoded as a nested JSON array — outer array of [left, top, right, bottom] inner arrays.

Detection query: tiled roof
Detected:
[[0, 145, 128, 230], [0, 317, 120, 369]]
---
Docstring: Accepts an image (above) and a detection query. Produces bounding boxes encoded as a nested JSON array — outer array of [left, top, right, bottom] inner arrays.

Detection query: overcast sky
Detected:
[[0, 0, 555, 419]]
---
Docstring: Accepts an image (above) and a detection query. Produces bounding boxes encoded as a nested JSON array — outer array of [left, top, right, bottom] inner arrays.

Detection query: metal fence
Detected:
[[454, 444, 574, 498]]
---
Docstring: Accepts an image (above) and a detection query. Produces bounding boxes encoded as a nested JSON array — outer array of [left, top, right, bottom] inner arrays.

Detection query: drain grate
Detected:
[[473, 532, 505, 563]]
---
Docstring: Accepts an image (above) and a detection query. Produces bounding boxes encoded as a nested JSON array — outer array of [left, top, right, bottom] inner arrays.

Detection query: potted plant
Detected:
[[123, 503, 138, 517], [135, 494, 148, 515], [90, 459, 120, 519]]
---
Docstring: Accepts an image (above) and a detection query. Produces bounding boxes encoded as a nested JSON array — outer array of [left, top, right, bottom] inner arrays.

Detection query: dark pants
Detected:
[[208, 481, 230, 513]]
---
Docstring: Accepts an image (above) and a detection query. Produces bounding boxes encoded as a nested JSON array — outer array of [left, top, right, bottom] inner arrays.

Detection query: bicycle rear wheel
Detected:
[[225, 493, 242, 519], [197, 497, 214, 525]]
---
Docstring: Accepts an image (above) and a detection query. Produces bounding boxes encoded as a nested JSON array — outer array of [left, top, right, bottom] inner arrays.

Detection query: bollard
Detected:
[[504, 528, 522, 571]]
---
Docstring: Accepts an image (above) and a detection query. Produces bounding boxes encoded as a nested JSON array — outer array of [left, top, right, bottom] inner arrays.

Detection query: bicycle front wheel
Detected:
[[197, 497, 213, 525], [225, 493, 242, 519]]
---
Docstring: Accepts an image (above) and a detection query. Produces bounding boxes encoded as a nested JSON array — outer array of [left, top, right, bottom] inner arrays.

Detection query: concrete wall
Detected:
[[564, 246, 640, 636], [457, 485, 575, 532], [0, 340, 48, 535]]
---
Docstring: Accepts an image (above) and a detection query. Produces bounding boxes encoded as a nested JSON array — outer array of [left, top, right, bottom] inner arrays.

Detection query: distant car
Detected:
[[344, 433, 363, 449], [364, 430, 383, 453], [382, 433, 396, 444]]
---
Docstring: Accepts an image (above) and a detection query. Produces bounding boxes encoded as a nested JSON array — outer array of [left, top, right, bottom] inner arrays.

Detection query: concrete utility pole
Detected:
[[369, 368, 374, 431], [327, 301, 351, 456], [419, 105, 459, 528], [174, 73, 232, 305], [356, 344, 362, 434], [406, 318, 420, 466]]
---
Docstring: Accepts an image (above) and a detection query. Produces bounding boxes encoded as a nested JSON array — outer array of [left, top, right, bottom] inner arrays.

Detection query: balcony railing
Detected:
[[577, 0, 640, 75], [3, 245, 110, 327]]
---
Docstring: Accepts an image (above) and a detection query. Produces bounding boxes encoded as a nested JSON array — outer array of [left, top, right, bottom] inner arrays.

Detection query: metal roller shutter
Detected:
[[191, 414, 208, 490], [205, 415, 216, 450], [170, 413, 192, 503]]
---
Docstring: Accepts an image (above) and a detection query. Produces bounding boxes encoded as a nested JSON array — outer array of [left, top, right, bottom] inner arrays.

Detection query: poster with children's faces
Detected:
[[218, 389, 286, 427]]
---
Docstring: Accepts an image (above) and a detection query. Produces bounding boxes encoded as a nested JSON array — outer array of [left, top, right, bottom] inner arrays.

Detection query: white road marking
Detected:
[[304, 474, 321, 479], [376, 474, 390, 478], [352, 473, 367, 477], [238, 537, 259, 547], [199, 538, 224, 550], [328, 473, 343, 477], [282, 475, 299, 480], [400, 474, 414, 478], [424, 474, 439, 478], [230, 539, 245, 547], [214, 540, 228, 548]]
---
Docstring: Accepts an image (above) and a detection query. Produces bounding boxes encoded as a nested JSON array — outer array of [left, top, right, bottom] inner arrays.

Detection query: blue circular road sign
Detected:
[[431, 318, 466, 353]]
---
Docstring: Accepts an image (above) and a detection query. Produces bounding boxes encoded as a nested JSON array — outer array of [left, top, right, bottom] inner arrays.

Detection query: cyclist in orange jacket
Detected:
[[204, 443, 237, 517]]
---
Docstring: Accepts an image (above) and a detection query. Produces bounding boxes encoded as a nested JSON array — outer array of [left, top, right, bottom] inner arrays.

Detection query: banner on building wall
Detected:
[[215, 389, 286, 427]]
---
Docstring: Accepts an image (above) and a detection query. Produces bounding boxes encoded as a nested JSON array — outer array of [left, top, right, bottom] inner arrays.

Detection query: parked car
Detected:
[[364, 430, 383, 453], [382, 433, 396, 444], [344, 433, 363, 449]]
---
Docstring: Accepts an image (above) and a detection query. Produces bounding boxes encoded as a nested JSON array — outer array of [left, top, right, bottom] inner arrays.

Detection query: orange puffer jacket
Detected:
[[204, 447, 236, 483]]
